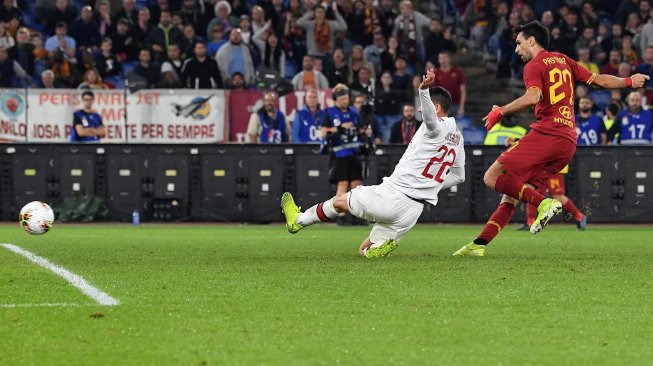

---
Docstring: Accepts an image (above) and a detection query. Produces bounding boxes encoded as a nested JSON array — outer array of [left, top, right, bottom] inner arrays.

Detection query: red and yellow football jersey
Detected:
[[523, 51, 596, 143]]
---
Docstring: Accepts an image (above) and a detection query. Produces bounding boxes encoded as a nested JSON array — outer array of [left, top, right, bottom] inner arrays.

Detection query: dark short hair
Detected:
[[82, 91, 95, 99], [430, 86, 451, 114], [579, 95, 593, 104], [607, 102, 620, 116], [514, 20, 550, 49]]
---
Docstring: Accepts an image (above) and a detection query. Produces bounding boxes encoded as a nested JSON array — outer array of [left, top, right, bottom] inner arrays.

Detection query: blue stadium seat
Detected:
[[462, 127, 486, 144], [456, 116, 473, 129], [105, 76, 126, 89], [121, 61, 139, 77]]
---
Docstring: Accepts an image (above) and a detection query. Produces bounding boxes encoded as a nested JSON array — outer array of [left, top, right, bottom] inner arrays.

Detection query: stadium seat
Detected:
[[588, 90, 611, 111], [462, 127, 486, 144], [456, 116, 473, 130]]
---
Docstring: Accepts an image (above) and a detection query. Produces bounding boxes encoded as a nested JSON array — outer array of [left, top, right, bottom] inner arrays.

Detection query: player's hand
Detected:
[[630, 74, 650, 88], [419, 69, 436, 90], [483, 105, 503, 131]]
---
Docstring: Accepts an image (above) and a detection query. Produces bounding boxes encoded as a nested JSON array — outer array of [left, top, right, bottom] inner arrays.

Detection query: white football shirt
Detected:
[[383, 88, 466, 206]]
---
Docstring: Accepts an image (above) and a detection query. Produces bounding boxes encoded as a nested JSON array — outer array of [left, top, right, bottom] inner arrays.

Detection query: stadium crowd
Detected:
[[0, 0, 651, 145]]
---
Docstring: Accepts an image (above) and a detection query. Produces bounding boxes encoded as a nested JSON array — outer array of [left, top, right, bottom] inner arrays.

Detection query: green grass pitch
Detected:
[[1, 223, 652, 365]]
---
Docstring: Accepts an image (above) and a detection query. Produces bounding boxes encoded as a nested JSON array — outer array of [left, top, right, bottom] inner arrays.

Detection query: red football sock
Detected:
[[526, 204, 537, 226], [563, 200, 584, 221], [475, 202, 516, 245], [495, 175, 546, 206]]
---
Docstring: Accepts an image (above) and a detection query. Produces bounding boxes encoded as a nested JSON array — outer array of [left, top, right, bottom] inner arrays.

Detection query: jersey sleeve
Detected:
[[569, 57, 596, 85], [419, 88, 442, 134], [522, 62, 545, 95]]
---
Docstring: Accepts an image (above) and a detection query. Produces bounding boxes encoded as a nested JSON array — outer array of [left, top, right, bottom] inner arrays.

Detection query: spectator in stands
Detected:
[[69, 6, 102, 51], [15, 28, 35, 78], [145, 10, 184, 63], [0, 0, 21, 24], [378, 0, 397, 38], [389, 103, 420, 144], [540, 10, 554, 31], [434, 52, 466, 116], [350, 66, 373, 98], [180, 40, 222, 89], [261, 32, 286, 77], [237, 15, 252, 45], [576, 96, 607, 145], [549, 25, 575, 57], [94, 1, 113, 38], [391, 56, 411, 90], [216, 28, 255, 86], [409, 75, 421, 121], [425, 19, 448, 64], [207, 24, 226, 57], [518, 3, 536, 24], [577, 47, 599, 74], [348, 45, 375, 83], [601, 23, 623, 54], [603, 102, 621, 138], [580, 1, 599, 30], [560, 9, 581, 46], [132, 8, 153, 57], [292, 88, 325, 143], [247, 91, 289, 143], [483, 117, 526, 146], [618, 62, 632, 79], [205, 1, 236, 40], [44, 0, 78, 36], [575, 27, 601, 61], [374, 71, 404, 142], [639, 0, 652, 23], [45, 22, 76, 60], [180, 24, 201, 57], [32, 33, 47, 73], [179, 0, 208, 38], [158, 63, 181, 88], [351, 92, 382, 144], [635, 45, 653, 83], [496, 12, 520, 79], [324, 48, 348, 87], [621, 36, 639, 66], [115, 0, 138, 27], [161, 43, 183, 76], [296, 3, 347, 59], [0, 46, 28, 87], [0, 21, 14, 54], [380, 35, 399, 73], [292, 54, 329, 90], [393, 0, 428, 65], [642, 8, 653, 52], [40, 69, 56, 88], [263, 0, 286, 37], [111, 18, 137, 62], [624, 13, 640, 37], [131, 49, 160, 88], [95, 38, 122, 79], [353, 0, 383, 46], [226, 71, 246, 89], [71, 91, 106, 143], [616, 0, 640, 28], [149, 0, 171, 26], [48, 48, 79, 87], [251, 5, 266, 35], [363, 32, 385, 76], [78, 69, 107, 89], [601, 50, 622, 76], [611, 92, 652, 145]]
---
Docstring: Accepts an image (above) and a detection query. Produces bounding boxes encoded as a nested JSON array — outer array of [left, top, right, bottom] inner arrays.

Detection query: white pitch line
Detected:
[[0, 303, 80, 308], [1, 243, 119, 306]]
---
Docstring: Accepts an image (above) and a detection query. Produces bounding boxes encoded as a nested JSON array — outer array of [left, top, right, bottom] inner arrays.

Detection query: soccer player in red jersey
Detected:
[[454, 21, 649, 257]]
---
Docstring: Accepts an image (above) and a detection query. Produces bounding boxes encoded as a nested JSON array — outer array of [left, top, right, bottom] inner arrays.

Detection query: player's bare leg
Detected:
[[483, 161, 562, 234], [552, 194, 587, 230]]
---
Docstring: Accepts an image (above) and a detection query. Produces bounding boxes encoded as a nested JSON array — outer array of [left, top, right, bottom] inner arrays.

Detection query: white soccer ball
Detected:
[[19, 201, 55, 235]]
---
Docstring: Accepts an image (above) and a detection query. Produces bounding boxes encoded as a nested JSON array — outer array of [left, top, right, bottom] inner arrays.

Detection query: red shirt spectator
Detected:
[[601, 50, 622, 76], [433, 51, 466, 116]]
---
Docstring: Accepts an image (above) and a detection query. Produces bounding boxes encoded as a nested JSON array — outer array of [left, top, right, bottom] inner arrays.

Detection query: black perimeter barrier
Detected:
[[1, 144, 651, 223]]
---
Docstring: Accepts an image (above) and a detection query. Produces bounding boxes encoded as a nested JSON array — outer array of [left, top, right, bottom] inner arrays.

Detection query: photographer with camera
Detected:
[[321, 83, 365, 225]]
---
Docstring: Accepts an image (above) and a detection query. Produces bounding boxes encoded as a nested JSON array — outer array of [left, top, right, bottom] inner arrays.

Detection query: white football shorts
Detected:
[[347, 183, 424, 245]]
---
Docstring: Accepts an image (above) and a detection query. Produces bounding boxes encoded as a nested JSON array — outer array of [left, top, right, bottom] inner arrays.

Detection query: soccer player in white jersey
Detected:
[[280, 69, 466, 258]]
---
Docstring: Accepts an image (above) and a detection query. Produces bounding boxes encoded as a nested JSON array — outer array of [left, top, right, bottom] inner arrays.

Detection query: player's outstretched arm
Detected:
[[591, 73, 650, 89], [483, 88, 541, 131], [419, 69, 441, 133]]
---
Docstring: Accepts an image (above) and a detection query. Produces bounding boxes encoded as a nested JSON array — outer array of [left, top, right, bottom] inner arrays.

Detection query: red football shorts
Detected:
[[497, 129, 576, 190], [546, 173, 566, 195]]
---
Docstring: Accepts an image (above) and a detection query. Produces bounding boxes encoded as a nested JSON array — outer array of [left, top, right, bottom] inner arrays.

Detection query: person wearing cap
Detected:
[[44, 21, 76, 57], [69, 5, 102, 50], [44, 0, 78, 36], [297, 2, 347, 58]]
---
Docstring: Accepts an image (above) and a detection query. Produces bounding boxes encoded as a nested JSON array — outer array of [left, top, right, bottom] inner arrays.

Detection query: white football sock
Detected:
[[297, 197, 339, 226]]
